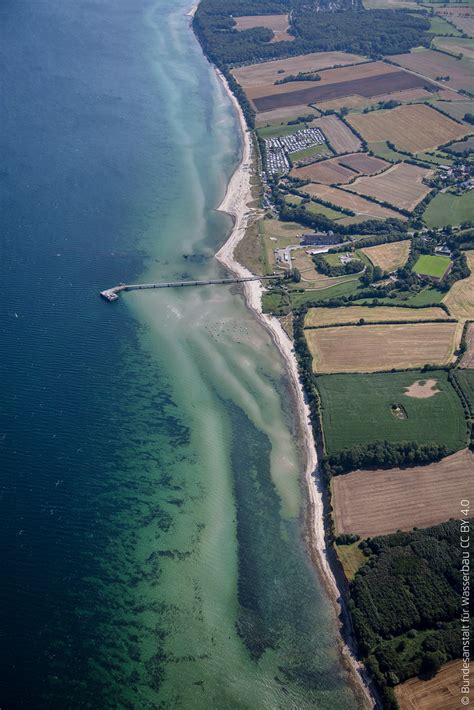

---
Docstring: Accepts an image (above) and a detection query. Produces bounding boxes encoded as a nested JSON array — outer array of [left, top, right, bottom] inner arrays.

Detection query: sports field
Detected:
[[395, 659, 463, 710], [413, 254, 451, 279], [316, 370, 467, 454], [332, 448, 474, 537], [304, 305, 448, 327], [361, 239, 410, 271], [423, 191, 474, 228], [306, 322, 458, 372]]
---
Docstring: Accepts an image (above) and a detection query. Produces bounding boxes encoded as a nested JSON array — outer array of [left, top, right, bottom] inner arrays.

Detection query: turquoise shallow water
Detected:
[[0, 0, 360, 707]]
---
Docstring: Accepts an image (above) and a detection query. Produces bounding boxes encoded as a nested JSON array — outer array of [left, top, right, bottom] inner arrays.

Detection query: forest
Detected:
[[194, 1, 431, 67], [349, 520, 472, 707]]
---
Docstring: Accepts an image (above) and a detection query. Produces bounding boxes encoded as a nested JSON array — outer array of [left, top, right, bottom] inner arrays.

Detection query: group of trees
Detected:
[[349, 520, 470, 707], [323, 440, 450, 478], [312, 253, 365, 277]]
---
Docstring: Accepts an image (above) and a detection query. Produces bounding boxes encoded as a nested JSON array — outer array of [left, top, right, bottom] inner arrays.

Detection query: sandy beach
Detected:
[[214, 67, 375, 710]]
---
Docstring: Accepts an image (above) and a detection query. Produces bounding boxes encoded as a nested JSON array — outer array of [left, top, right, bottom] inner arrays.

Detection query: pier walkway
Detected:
[[100, 274, 281, 301]]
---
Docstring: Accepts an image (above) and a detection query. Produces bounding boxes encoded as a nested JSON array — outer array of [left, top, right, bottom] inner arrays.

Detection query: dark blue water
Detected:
[[0, 1, 360, 707]]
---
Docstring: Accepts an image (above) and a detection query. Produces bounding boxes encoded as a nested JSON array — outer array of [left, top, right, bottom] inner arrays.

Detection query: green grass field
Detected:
[[423, 191, 474, 228], [316, 370, 468, 454], [304, 201, 345, 220], [257, 124, 303, 139], [355, 286, 445, 307], [413, 254, 451, 278], [428, 15, 462, 35], [453, 369, 474, 416], [290, 144, 329, 162]]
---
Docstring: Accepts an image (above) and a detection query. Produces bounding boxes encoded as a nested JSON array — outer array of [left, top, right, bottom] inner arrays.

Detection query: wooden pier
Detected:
[[100, 274, 281, 302]]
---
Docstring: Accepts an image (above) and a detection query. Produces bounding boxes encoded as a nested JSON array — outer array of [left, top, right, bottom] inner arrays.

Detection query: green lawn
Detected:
[[316, 370, 468, 455], [257, 124, 303, 139], [412, 254, 451, 278], [428, 15, 462, 35], [354, 286, 445, 306], [290, 143, 329, 162], [284, 194, 303, 206], [453, 369, 474, 417], [368, 141, 405, 162], [304, 201, 345, 220], [424, 191, 474, 228]]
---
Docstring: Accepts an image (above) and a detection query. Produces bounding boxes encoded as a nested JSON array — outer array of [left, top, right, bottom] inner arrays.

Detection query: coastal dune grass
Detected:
[[316, 370, 468, 454]]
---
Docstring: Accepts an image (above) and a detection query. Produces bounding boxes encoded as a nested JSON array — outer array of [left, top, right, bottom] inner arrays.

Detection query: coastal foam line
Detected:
[[212, 65, 376, 710]]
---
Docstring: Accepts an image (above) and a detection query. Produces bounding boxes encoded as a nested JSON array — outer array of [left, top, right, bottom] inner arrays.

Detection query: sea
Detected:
[[0, 0, 360, 707]]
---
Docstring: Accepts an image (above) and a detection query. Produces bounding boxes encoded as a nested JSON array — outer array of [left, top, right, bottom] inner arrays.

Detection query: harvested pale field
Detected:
[[332, 449, 474, 538], [343, 163, 433, 211], [232, 52, 367, 90], [404, 378, 440, 399], [305, 322, 458, 373], [364, 0, 419, 8], [347, 104, 468, 152], [436, 7, 474, 37], [309, 115, 362, 154], [304, 304, 448, 327], [301, 183, 404, 220], [361, 239, 410, 271], [234, 15, 293, 42], [255, 105, 320, 126], [395, 660, 463, 710], [251, 69, 433, 112], [290, 250, 359, 287], [291, 153, 389, 184], [460, 323, 474, 368], [390, 48, 474, 91], [443, 250, 474, 321], [432, 99, 474, 122]]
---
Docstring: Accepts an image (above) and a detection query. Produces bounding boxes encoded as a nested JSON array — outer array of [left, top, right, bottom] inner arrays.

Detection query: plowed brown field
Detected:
[[305, 322, 458, 373], [348, 104, 468, 152], [395, 660, 464, 710], [332, 449, 474, 537], [342, 163, 433, 211], [292, 152, 389, 184]]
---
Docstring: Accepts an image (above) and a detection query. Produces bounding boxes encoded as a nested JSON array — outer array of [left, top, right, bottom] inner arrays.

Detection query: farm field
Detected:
[[363, 0, 419, 7], [431, 98, 474, 122], [255, 105, 320, 127], [291, 152, 389, 184], [453, 369, 474, 413], [304, 304, 448, 327], [232, 52, 367, 90], [347, 104, 468, 152], [301, 183, 404, 219], [395, 659, 463, 710], [251, 68, 434, 113], [433, 35, 474, 60], [443, 251, 474, 320], [316, 370, 468, 454], [309, 115, 362, 153], [342, 163, 433, 211], [460, 323, 474, 367], [390, 48, 474, 91], [318, 85, 433, 112], [447, 136, 474, 154], [332, 448, 474, 537], [305, 322, 459, 373], [435, 6, 474, 36], [234, 14, 293, 42], [423, 191, 474, 227], [413, 254, 452, 279], [361, 239, 410, 271]]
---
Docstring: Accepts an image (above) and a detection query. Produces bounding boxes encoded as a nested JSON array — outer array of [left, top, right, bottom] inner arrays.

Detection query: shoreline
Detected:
[[214, 67, 375, 709]]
